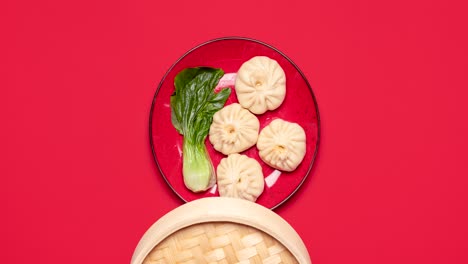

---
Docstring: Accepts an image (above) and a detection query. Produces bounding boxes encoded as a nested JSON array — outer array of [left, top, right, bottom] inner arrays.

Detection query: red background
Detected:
[[2, 0, 467, 263]]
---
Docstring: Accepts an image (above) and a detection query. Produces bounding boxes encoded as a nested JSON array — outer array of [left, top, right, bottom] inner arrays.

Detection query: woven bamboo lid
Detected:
[[131, 198, 311, 264]]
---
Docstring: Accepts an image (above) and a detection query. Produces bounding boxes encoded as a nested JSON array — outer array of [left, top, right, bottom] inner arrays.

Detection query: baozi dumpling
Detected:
[[217, 154, 264, 202], [209, 103, 260, 155], [235, 56, 286, 114], [257, 119, 306, 172]]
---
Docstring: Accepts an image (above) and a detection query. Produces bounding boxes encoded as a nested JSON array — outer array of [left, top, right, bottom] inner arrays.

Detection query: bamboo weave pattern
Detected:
[[143, 222, 298, 264]]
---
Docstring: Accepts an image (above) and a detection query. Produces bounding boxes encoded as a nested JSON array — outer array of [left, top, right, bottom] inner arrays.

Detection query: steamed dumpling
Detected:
[[209, 103, 260, 155], [257, 119, 306, 172], [235, 56, 286, 114], [217, 154, 264, 202]]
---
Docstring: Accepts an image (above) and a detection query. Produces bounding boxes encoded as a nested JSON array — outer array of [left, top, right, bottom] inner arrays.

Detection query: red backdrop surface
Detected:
[[2, 0, 468, 263]]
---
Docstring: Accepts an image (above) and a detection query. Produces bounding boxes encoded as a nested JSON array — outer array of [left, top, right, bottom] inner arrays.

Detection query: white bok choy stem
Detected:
[[182, 138, 215, 192]]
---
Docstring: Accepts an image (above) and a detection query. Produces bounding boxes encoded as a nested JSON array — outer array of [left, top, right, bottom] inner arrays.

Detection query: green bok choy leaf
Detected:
[[170, 67, 231, 192]]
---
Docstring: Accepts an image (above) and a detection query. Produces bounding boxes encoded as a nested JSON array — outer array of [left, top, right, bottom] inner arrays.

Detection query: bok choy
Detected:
[[170, 67, 231, 192]]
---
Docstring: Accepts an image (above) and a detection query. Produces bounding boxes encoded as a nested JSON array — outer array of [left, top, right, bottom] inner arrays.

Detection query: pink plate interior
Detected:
[[150, 37, 319, 209]]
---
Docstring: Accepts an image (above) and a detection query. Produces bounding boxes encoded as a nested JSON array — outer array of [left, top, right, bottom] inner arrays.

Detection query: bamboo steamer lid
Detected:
[[131, 197, 311, 264]]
